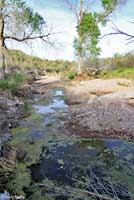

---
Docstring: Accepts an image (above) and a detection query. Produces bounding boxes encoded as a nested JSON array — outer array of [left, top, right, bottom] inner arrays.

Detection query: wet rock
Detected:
[[0, 120, 9, 134], [0, 91, 30, 145], [15, 84, 33, 99], [17, 148, 27, 161], [0, 134, 12, 144]]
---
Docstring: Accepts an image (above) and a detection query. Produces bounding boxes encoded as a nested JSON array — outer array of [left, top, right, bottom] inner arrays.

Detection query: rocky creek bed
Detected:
[[0, 90, 31, 144], [0, 78, 134, 200]]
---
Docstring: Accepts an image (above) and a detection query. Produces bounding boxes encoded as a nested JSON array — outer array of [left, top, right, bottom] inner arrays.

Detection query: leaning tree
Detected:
[[0, 0, 53, 78], [65, 0, 127, 74]]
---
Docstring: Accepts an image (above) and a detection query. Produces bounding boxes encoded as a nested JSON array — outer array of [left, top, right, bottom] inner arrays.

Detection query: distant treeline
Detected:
[[84, 53, 134, 74], [4, 49, 134, 80]]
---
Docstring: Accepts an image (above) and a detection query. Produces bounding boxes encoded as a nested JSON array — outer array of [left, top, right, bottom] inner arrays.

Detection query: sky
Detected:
[[7, 0, 134, 60]]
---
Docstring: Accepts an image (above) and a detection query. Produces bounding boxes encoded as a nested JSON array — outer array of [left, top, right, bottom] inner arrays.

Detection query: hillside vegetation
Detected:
[[1, 50, 134, 95], [5, 49, 134, 78], [0, 49, 76, 94], [6, 49, 76, 75], [100, 67, 134, 79], [83, 53, 134, 79]]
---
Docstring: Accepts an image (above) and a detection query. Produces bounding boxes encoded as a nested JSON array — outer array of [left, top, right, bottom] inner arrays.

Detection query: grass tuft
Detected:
[[100, 66, 134, 79], [0, 73, 29, 94]]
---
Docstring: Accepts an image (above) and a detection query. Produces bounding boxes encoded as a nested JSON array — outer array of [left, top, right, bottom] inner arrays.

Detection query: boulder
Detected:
[[15, 84, 33, 99], [16, 148, 26, 161]]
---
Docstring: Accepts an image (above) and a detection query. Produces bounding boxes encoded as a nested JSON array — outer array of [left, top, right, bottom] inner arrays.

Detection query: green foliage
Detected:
[[73, 38, 82, 56], [6, 49, 75, 76], [78, 13, 100, 39], [0, 72, 28, 94], [76, 13, 101, 57], [27, 186, 55, 200], [83, 53, 134, 76], [66, 71, 77, 80], [100, 66, 134, 79], [73, 0, 124, 70], [99, 0, 124, 24], [4, 0, 45, 39], [7, 163, 31, 196], [102, 0, 118, 10]]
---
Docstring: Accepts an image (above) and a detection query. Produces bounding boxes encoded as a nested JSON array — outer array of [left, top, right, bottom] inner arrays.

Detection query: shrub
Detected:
[[67, 71, 77, 80], [0, 73, 29, 94], [83, 53, 134, 73], [100, 66, 134, 79], [6, 49, 75, 75]]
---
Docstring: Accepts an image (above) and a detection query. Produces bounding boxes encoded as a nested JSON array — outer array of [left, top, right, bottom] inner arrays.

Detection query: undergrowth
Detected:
[[100, 66, 134, 79], [0, 73, 29, 94]]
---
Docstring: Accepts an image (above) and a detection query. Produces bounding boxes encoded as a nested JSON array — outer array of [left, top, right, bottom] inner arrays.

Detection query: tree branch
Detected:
[[64, 0, 79, 22], [100, 21, 134, 43], [4, 32, 56, 43]]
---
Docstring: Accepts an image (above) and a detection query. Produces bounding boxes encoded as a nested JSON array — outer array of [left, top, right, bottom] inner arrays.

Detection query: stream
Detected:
[[2, 87, 134, 200]]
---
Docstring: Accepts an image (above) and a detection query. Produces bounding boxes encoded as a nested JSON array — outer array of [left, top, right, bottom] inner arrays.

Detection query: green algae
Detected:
[[27, 112, 44, 122], [7, 163, 31, 197], [12, 127, 30, 135]]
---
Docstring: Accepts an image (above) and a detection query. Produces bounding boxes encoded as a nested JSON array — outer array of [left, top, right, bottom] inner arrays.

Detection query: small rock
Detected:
[[17, 148, 27, 161]]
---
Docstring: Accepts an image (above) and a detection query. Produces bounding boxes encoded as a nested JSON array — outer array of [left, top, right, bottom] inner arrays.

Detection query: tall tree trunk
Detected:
[[78, 55, 83, 74], [0, 0, 5, 78], [77, 0, 83, 74]]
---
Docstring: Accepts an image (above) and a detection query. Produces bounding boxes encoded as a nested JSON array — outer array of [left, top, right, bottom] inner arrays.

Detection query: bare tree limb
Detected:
[[64, 0, 79, 21], [100, 21, 134, 43], [4, 30, 59, 44]]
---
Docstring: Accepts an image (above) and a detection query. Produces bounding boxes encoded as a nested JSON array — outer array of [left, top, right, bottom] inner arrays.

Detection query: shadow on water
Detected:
[[7, 88, 134, 199]]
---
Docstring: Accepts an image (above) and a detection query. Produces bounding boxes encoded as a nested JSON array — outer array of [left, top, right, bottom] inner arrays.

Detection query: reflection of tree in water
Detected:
[[32, 170, 131, 200], [30, 140, 133, 200]]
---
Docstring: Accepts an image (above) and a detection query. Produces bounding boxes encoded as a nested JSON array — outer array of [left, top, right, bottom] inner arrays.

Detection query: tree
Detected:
[[0, 0, 53, 78], [74, 12, 101, 68], [65, 0, 127, 74]]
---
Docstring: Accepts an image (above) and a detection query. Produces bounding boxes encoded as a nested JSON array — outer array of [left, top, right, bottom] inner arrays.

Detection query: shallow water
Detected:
[[33, 88, 68, 115], [9, 88, 134, 199]]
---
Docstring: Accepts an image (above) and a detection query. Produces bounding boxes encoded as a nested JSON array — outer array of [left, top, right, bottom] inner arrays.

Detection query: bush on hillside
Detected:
[[5, 49, 75, 75]]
